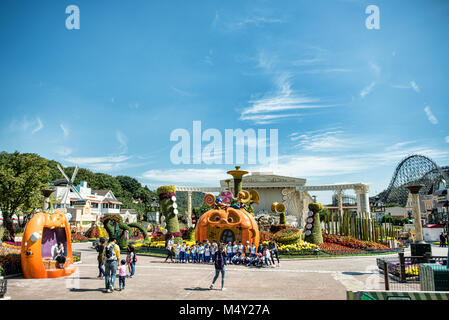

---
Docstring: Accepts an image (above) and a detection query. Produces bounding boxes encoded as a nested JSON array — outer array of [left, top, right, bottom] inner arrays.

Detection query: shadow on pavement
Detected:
[[69, 288, 107, 293], [184, 287, 211, 291]]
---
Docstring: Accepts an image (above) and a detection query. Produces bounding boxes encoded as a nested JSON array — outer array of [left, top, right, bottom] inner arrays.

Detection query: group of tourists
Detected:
[[95, 237, 137, 293], [164, 235, 280, 268]]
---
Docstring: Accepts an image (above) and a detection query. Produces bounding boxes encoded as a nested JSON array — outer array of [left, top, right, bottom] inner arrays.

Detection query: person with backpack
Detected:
[[126, 244, 137, 278], [96, 238, 106, 279], [209, 243, 227, 291], [102, 237, 120, 293]]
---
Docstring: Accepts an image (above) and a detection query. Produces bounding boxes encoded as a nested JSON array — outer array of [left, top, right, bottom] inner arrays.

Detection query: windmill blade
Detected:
[[69, 184, 84, 200], [57, 164, 71, 183], [71, 165, 79, 183], [61, 187, 69, 206]]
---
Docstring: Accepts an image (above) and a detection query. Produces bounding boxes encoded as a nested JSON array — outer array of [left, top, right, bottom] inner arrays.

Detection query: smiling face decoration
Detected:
[[195, 206, 260, 245]]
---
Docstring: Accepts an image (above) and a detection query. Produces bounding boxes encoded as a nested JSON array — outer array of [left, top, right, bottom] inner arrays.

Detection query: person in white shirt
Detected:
[[204, 244, 211, 264], [198, 244, 205, 263], [174, 244, 181, 263], [180, 243, 186, 263], [211, 241, 218, 262], [225, 242, 232, 265], [250, 243, 257, 258], [237, 241, 244, 254], [232, 241, 238, 260]]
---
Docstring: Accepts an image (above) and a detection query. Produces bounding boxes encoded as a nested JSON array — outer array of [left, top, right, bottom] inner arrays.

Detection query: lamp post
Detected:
[[404, 184, 431, 258]]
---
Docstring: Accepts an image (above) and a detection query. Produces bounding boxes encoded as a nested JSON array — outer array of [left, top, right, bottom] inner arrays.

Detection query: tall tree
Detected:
[[0, 152, 50, 240]]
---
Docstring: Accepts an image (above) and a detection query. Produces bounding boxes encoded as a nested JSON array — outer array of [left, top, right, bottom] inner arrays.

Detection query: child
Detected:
[[191, 244, 197, 263], [185, 244, 191, 263], [242, 252, 250, 266], [232, 241, 238, 259], [237, 241, 244, 255], [118, 259, 127, 291], [245, 241, 251, 256], [180, 242, 186, 263], [263, 246, 271, 267], [231, 252, 240, 265], [226, 242, 232, 264], [256, 253, 263, 267], [204, 244, 211, 264], [198, 244, 205, 263], [174, 243, 181, 263], [250, 243, 257, 259], [211, 240, 217, 263]]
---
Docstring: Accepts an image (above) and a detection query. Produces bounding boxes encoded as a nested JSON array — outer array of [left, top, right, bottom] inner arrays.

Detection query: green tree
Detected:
[[0, 152, 50, 240]]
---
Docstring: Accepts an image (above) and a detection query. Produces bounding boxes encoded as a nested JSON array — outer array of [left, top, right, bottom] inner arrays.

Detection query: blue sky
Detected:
[[1, 0, 449, 203]]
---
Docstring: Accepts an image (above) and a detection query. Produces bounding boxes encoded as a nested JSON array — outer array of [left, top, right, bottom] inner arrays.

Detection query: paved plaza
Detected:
[[4, 243, 448, 300]]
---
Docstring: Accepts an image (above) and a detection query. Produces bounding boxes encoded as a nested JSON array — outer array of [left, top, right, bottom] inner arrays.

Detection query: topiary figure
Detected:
[[304, 202, 323, 245], [128, 222, 149, 241], [273, 227, 302, 245], [156, 185, 182, 242]]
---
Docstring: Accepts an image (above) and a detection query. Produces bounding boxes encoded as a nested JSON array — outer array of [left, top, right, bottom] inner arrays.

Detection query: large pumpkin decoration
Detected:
[[194, 166, 260, 246], [195, 206, 260, 245], [21, 210, 77, 279]]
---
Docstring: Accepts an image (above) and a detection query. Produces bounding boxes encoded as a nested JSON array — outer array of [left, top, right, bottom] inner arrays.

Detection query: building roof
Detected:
[[92, 190, 111, 197], [52, 179, 68, 186], [103, 198, 122, 205], [120, 209, 137, 214]]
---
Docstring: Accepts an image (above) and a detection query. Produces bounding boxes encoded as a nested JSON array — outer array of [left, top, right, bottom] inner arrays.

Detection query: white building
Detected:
[[54, 180, 131, 231]]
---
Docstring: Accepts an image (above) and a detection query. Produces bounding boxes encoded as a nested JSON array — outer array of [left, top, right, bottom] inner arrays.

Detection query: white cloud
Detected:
[[360, 82, 376, 98], [410, 81, 420, 93], [240, 73, 335, 123], [445, 136, 449, 143], [141, 168, 228, 186], [424, 106, 438, 125], [60, 124, 69, 138], [64, 155, 131, 172], [291, 131, 360, 151], [116, 131, 128, 154], [31, 117, 43, 134], [369, 61, 381, 76]]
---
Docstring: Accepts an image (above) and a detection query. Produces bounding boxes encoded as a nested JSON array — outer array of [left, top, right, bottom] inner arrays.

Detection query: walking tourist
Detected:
[[103, 237, 120, 293], [96, 237, 106, 278], [269, 240, 280, 267], [118, 259, 127, 291], [126, 244, 136, 278], [164, 235, 175, 263], [210, 243, 227, 291], [440, 232, 447, 247]]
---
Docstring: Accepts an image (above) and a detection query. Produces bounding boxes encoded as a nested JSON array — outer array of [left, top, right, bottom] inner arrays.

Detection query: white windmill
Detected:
[[57, 164, 84, 208]]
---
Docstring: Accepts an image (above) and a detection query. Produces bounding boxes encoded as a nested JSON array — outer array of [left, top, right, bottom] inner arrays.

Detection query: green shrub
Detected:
[[273, 227, 302, 245]]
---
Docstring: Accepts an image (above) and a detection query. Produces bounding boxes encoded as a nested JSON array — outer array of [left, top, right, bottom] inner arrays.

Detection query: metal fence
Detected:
[[377, 253, 448, 291]]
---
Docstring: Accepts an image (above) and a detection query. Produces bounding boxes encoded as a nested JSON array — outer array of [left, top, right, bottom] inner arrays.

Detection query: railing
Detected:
[[377, 253, 448, 291]]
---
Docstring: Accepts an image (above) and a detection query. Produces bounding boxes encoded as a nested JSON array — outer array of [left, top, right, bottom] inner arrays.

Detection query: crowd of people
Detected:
[[164, 235, 280, 268], [95, 237, 137, 293]]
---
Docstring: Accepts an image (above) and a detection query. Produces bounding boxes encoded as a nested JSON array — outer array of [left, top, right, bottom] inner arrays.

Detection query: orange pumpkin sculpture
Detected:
[[195, 206, 260, 246], [21, 210, 77, 279]]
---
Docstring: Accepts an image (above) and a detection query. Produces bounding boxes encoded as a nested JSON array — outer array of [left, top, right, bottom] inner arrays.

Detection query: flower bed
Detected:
[[277, 241, 319, 255], [318, 243, 366, 255], [71, 233, 89, 243], [0, 243, 21, 275], [323, 234, 390, 250]]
